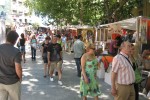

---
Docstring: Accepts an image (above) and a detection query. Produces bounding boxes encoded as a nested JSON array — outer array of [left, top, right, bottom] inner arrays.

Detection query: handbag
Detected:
[[17, 41, 20, 48]]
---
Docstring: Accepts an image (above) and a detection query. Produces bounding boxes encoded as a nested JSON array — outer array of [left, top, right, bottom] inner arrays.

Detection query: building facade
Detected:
[[0, 0, 30, 26]]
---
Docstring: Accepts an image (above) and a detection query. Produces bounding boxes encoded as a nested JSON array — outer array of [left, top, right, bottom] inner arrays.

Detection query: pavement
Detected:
[[21, 46, 148, 100]]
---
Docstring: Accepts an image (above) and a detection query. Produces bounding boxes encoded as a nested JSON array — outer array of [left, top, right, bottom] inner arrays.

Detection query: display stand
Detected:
[[97, 62, 105, 79], [104, 64, 112, 85]]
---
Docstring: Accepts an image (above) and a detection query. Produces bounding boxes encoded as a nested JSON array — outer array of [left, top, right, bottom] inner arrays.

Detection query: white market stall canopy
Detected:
[[99, 16, 140, 31]]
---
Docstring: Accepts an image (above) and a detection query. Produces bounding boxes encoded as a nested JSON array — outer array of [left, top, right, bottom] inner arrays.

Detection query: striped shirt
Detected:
[[112, 52, 135, 85]]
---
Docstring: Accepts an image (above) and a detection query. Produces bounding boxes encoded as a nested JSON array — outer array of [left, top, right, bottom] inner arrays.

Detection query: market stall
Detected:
[[96, 16, 150, 85]]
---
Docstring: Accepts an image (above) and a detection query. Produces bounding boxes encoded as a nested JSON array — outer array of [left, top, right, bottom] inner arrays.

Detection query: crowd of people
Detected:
[[0, 30, 149, 100]]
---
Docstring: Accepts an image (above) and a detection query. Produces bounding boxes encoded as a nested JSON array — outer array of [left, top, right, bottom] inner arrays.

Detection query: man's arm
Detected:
[[15, 62, 22, 81], [111, 57, 119, 96], [111, 72, 117, 96], [48, 52, 51, 65]]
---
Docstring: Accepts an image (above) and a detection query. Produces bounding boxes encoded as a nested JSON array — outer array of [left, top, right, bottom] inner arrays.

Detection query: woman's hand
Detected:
[[84, 76, 89, 84]]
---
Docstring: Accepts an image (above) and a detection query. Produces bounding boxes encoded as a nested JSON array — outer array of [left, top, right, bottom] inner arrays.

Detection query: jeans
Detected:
[[74, 58, 81, 77], [31, 47, 36, 60]]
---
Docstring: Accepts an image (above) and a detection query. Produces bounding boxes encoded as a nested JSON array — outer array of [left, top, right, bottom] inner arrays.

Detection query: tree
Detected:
[[24, 0, 138, 26]]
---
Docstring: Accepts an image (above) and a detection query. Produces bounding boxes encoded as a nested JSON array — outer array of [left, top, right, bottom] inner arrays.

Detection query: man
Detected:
[[61, 34, 67, 51], [73, 35, 85, 77], [0, 31, 22, 100], [111, 41, 135, 100], [37, 32, 45, 51], [47, 36, 63, 85]]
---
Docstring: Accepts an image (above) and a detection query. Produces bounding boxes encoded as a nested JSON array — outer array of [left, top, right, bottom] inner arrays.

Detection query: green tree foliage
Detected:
[[25, 0, 138, 26]]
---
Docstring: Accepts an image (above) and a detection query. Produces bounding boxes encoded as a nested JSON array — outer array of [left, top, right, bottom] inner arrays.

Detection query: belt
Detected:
[[128, 83, 134, 85], [117, 83, 134, 86]]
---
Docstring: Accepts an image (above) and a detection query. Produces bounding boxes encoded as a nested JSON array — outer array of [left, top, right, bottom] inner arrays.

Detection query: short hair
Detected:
[[74, 36, 77, 39], [21, 33, 24, 39], [45, 36, 51, 40], [77, 35, 82, 39], [56, 34, 61, 38], [6, 31, 19, 44], [119, 41, 130, 50]]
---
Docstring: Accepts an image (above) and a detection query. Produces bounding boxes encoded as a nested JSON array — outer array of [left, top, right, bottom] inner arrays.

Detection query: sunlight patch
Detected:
[[23, 72, 33, 76], [29, 78, 39, 82]]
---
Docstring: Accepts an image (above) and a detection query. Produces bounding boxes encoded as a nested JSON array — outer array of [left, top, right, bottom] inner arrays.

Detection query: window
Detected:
[[12, 0, 16, 2], [19, 19, 22, 22], [18, 1, 22, 6], [12, 10, 17, 14], [25, 19, 27, 23]]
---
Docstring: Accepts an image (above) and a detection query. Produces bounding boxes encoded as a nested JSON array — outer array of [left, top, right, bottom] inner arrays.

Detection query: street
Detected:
[[21, 47, 148, 100]]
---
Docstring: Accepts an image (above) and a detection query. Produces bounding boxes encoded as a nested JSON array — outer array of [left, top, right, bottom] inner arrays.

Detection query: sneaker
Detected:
[[50, 77, 54, 82], [58, 80, 63, 85]]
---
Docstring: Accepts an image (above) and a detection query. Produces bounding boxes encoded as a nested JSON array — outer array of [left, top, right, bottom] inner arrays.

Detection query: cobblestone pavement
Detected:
[[21, 46, 148, 100]]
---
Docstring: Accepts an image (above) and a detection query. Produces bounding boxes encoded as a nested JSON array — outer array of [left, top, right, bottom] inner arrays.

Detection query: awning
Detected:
[[99, 16, 142, 31]]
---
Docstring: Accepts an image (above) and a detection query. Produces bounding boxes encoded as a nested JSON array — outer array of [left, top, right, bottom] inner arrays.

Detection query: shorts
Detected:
[[43, 53, 48, 63], [20, 46, 25, 53], [50, 60, 62, 71], [43, 57, 48, 63]]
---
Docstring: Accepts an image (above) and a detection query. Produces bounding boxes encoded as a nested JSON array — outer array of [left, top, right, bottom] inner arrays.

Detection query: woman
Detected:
[[30, 35, 37, 60], [130, 44, 139, 100], [42, 36, 51, 78], [80, 43, 101, 100], [19, 33, 26, 63]]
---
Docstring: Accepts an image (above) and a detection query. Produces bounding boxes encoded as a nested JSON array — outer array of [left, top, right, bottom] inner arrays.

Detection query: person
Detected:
[[71, 36, 78, 53], [142, 48, 150, 70], [47, 36, 63, 85], [130, 44, 139, 100], [42, 36, 51, 78], [73, 35, 85, 77], [61, 34, 67, 51], [56, 34, 62, 46], [19, 33, 26, 63], [30, 35, 37, 61], [80, 43, 101, 100], [109, 36, 122, 56], [37, 32, 45, 51], [111, 41, 135, 100], [55, 34, 63, 76], [0, 31, 22, 100]]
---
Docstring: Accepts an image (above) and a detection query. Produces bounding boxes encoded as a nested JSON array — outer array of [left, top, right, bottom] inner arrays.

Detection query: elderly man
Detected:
[[111, 41, 135, 100], [0, 31, 22, 100]]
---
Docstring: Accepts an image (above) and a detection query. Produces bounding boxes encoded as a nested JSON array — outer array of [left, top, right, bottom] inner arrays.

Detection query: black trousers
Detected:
[[74, 58, 81, 77], [134, 83, 139, 100], [31, 47, 36, 59]]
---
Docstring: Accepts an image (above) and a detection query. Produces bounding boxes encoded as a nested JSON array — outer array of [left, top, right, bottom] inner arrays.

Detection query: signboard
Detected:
[[139, 18, 148, 43]]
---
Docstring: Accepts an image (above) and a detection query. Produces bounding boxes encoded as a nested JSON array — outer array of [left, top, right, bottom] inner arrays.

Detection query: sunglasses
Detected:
[[91, 48, 95, 50]]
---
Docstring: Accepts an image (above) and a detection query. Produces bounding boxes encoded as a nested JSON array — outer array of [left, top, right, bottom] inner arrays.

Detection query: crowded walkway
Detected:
[[20, 44, 148, 100]]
